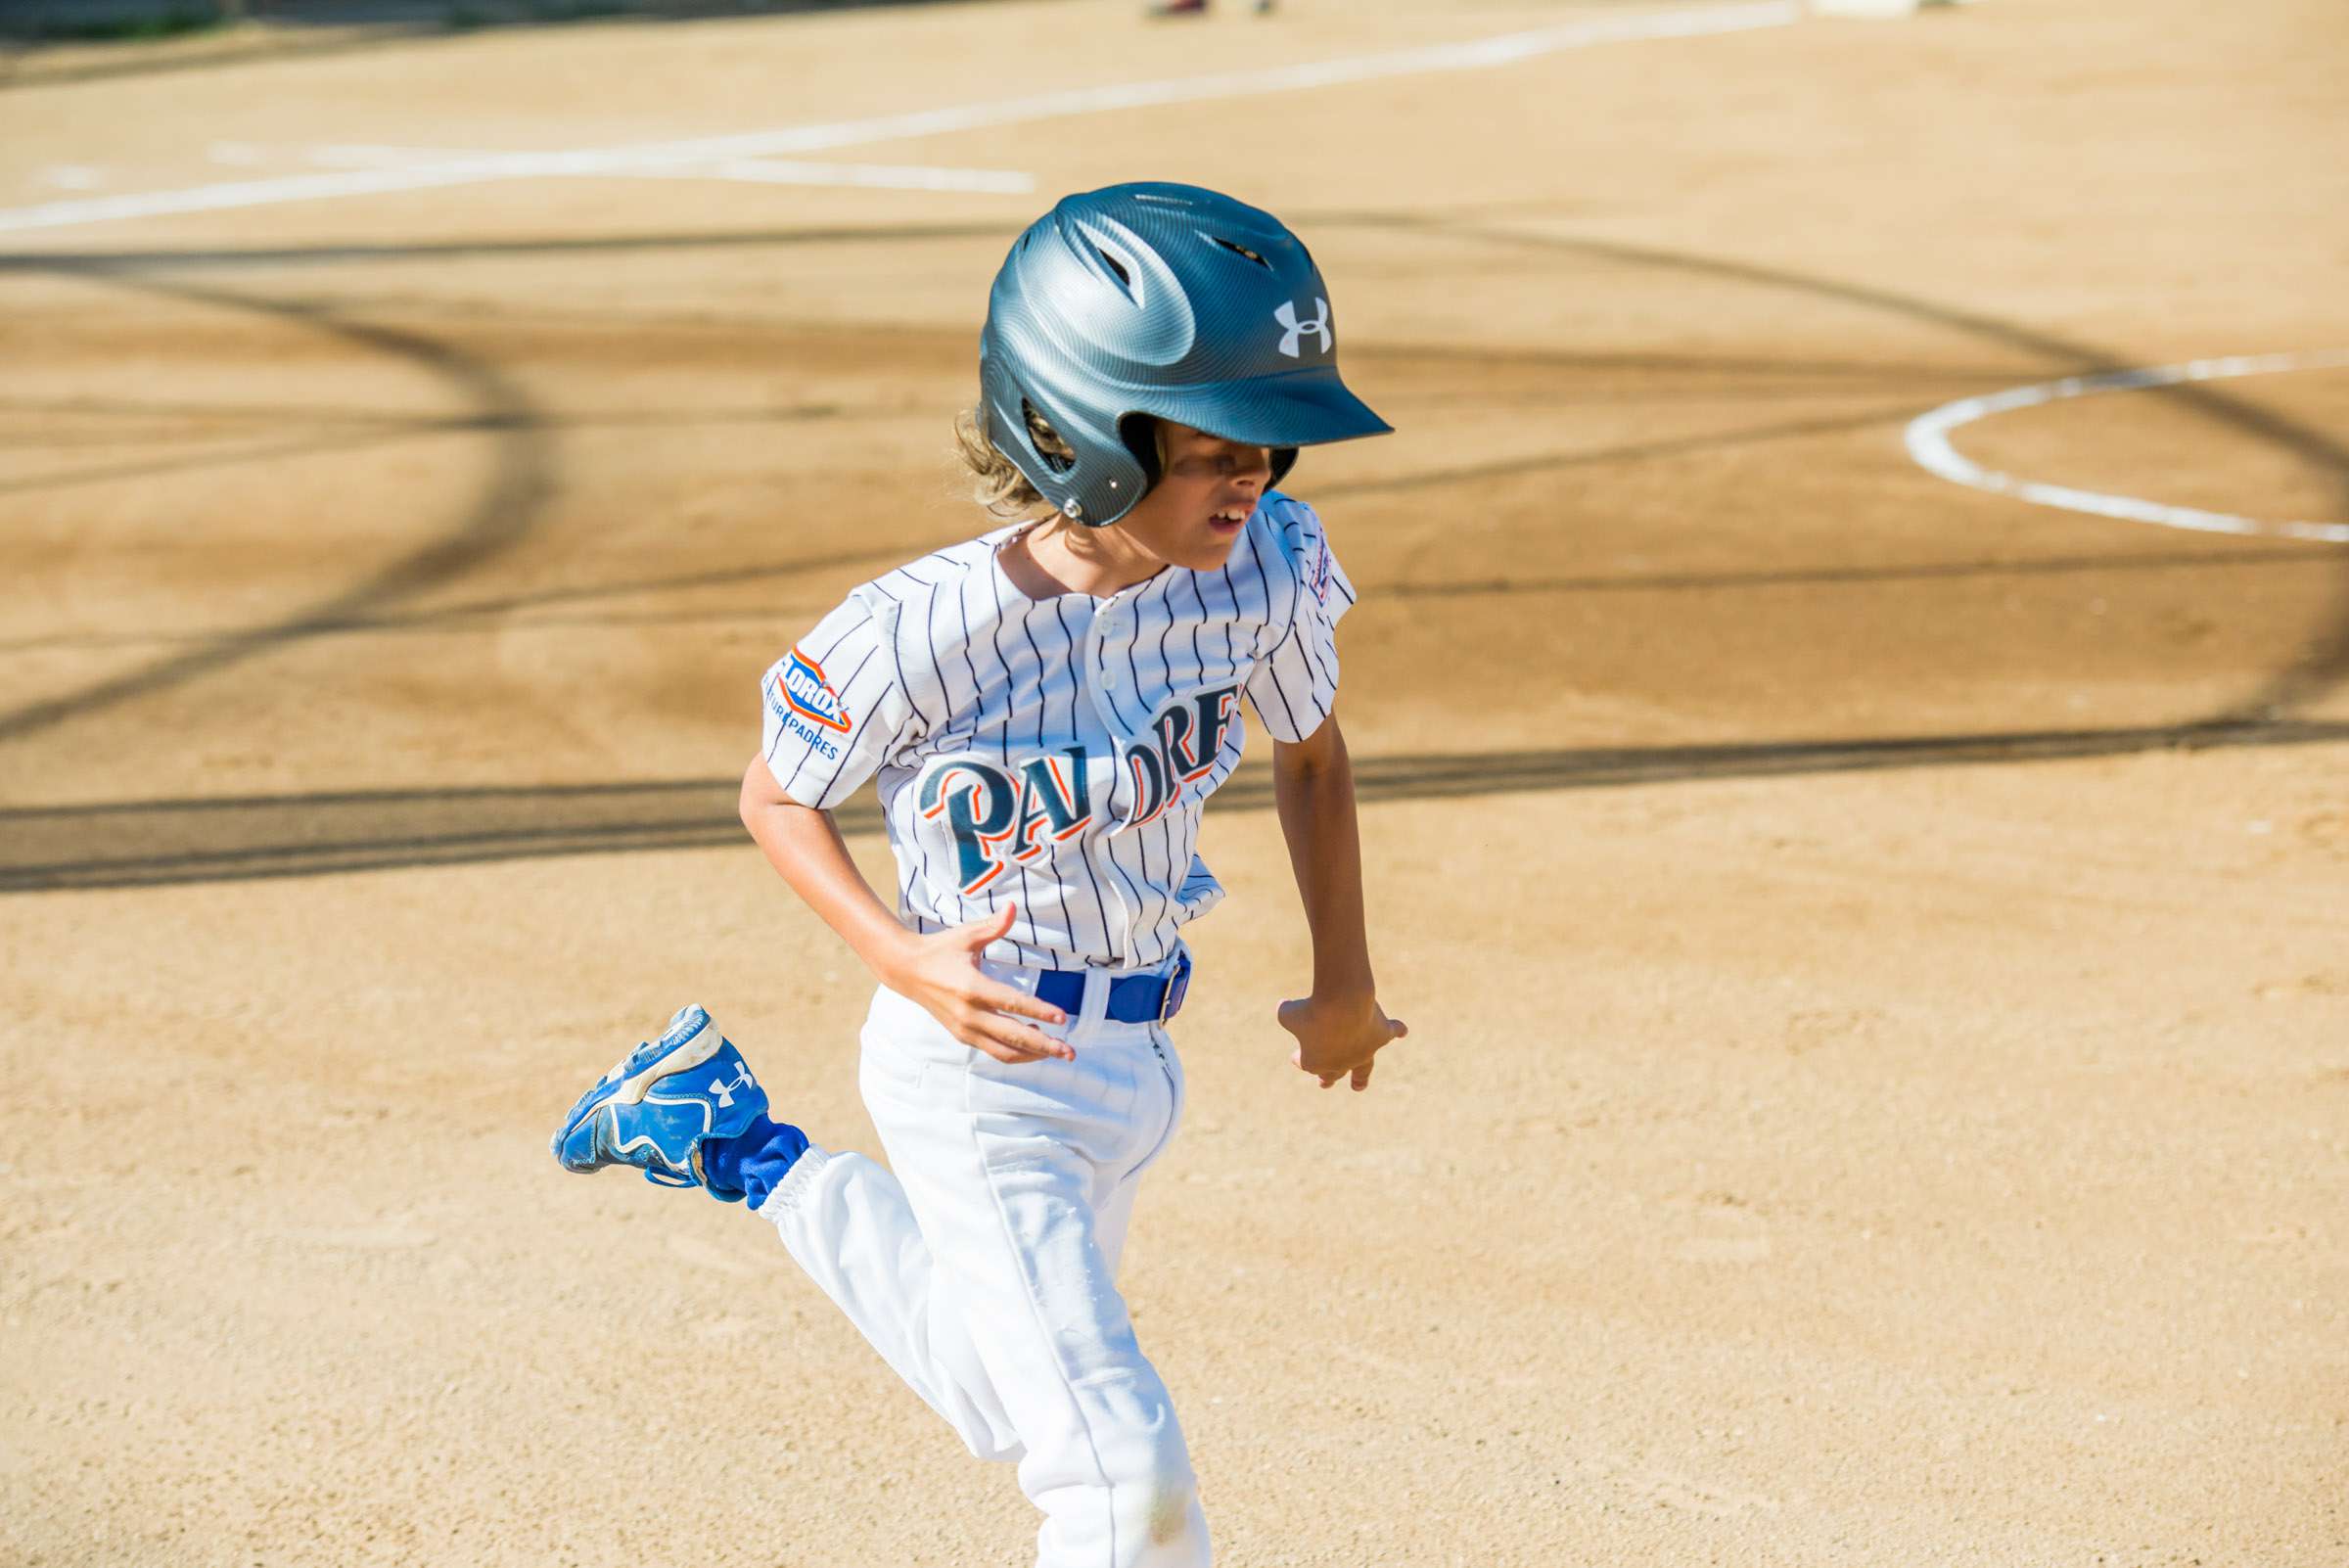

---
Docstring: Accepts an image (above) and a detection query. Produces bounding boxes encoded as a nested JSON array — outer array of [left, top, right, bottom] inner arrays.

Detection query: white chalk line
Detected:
[[1905, 351, 2349, 545], [308, 143, 1036, 195], [0, 2, 1799, 237], [698, 159, 1035, 195]]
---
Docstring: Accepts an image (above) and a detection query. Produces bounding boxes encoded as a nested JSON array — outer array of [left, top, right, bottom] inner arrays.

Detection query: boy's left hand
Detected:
[[1278, 992, 1408, 1092]]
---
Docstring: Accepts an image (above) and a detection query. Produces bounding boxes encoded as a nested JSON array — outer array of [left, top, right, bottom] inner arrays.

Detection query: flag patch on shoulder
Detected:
[[1307, 535, 1332, 605]]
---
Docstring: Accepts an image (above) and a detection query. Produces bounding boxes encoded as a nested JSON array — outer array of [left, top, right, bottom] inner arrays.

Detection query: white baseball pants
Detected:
[[756, 968, 1209, 1568]]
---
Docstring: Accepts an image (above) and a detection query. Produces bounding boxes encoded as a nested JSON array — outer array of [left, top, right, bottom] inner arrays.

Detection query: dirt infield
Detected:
[[3, 2, 2345, 1564]]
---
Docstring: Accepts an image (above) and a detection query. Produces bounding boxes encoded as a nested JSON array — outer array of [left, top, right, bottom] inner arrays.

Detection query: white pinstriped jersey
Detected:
[[760, 492, 1354, 970]]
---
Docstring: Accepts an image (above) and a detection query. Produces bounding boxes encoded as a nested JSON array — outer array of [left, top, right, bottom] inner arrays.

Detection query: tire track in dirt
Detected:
[[1359, 212, 2349, 723], [7, 715, 2346, 893], [21, 211, 2341, 720], [7, 212, 2343, 888], [0, 270, 554, 747]]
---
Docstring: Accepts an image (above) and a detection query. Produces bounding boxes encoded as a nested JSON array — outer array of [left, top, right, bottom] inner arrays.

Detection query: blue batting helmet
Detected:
[[978, 181, 1392, 528]]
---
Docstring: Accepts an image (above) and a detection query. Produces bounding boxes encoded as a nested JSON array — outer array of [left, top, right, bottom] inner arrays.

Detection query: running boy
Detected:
[[554, 181, 1405, 1568]]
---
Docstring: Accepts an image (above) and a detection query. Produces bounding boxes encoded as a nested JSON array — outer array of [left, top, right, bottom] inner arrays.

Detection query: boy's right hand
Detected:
[[885, 903, 1074, 1064]]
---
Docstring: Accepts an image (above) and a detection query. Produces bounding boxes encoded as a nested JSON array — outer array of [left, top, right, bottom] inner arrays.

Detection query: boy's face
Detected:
[[1109, 421, 1272, 572]]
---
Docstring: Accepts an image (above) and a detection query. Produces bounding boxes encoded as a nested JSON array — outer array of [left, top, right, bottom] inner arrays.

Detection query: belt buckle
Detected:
[[1158, 950, 1191, 1026]]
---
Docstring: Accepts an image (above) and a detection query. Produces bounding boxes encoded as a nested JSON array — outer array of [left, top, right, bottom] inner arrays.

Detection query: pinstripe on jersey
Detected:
[[760, 493, 1355, 969]]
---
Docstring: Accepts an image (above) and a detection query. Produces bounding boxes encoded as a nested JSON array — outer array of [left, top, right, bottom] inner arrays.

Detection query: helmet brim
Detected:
[[1138, 367, 1393, 451]]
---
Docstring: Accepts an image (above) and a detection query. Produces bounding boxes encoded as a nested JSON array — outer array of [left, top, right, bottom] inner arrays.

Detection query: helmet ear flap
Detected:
[[1118, 413, 1165, 496]]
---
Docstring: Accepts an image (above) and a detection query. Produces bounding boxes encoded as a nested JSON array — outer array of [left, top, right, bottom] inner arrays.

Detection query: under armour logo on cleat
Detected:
[[709, 1064, 757, 1107], [1273, 297, 1331, 358]]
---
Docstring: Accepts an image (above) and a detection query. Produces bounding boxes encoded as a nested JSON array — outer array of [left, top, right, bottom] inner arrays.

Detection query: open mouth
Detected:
[[1207, 503, 1254, 535]]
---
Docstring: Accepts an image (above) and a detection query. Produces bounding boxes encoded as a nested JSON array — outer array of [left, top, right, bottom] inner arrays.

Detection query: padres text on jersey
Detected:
[[759, 494, 1354, 969]]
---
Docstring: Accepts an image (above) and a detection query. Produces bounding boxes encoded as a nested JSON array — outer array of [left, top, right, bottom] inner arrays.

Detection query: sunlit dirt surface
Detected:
[[3, 2, 2345, 1563]]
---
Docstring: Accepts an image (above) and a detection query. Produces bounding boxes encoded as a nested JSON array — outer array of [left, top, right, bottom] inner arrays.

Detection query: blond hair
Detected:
[[951, 405, 1080, 520]]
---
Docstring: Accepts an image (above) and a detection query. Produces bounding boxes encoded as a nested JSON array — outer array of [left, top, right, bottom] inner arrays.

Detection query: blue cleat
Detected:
[[552, 1005, 768, 1197]]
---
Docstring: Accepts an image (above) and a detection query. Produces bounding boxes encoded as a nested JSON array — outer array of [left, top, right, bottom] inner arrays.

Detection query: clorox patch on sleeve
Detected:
[[778, 645, 855, 734]]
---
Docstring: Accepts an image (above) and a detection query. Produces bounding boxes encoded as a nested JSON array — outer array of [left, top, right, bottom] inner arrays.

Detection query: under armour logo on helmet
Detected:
[[709, 1064, 757, 1108], [1273, 297, 1331, 359]]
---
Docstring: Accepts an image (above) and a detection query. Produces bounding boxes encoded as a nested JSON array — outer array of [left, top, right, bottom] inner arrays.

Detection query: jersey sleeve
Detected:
[[759, 591, 922, 809], [1243, 502, 1356, 743]]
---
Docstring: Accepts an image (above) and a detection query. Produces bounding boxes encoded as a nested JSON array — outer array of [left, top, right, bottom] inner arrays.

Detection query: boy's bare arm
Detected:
[[737, 760, 1072, 1063], [1268, 715, 1408, 1091]]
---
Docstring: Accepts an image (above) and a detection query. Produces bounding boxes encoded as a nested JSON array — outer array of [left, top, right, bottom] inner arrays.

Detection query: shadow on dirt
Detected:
[[7, 715, 2346, 893]]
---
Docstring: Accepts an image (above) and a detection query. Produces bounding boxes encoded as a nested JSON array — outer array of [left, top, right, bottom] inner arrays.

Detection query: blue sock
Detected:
[[699, 1114, 808, 1209]]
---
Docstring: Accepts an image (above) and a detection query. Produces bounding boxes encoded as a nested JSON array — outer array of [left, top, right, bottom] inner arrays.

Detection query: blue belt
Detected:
[[1034, 950, 1191, 1026]]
